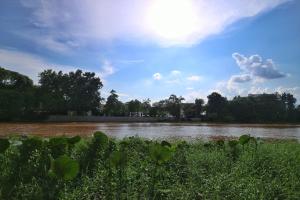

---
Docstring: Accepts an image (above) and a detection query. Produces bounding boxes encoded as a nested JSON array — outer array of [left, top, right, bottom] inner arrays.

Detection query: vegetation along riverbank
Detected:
[[1, 67, 300, 123], [0, 132, 299, 199]]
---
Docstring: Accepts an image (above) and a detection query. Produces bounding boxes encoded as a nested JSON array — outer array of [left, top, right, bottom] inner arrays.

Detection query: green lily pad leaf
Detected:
[[51, 155, 79, 181], [0, 138, 10, 153], [68, 136, 81, 145], [93, 131, 109, 146], [239, 135, 251, 145]]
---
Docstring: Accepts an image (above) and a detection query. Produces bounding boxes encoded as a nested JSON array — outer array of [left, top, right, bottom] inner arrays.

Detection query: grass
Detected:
[[0, 133, 300, 200]]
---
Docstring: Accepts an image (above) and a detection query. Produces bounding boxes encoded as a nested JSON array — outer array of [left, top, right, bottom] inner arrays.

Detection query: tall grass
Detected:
[[0, 134, 299, 199]]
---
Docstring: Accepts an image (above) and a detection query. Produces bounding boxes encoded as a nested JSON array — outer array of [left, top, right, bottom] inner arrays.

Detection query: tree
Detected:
[[281, 93, 297, 121], [0, 67, 33, 90], [104, 90, 124, 116], [206, 92, 228, 121], [66, 70, 102, 114], [0, 67, 37, 120], [166, 94, 185, 119], [127, 99, 142, 113], [182, 103, 196, 118], [142, 99, 151, 116], [39, 69, 103, 115], [194, 98, 204, 117], [229, 96, 256, 122]]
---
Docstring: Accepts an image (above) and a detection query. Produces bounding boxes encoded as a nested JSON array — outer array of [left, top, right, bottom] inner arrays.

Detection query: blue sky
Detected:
[[0, 0, 300, 102]]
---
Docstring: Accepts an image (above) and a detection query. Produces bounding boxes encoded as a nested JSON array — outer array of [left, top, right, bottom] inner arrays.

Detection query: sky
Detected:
[[0, 0, 300, 102]]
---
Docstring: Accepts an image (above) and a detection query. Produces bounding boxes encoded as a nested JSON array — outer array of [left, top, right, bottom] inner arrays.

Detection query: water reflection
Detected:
[[0, 122, 300, 140]]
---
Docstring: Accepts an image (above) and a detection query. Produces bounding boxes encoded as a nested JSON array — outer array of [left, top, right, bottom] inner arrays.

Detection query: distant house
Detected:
[[129, 112, 143, 117]]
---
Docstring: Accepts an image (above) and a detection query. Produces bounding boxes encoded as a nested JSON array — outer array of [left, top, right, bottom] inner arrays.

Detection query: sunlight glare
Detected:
[[146, 0, 199, 44]]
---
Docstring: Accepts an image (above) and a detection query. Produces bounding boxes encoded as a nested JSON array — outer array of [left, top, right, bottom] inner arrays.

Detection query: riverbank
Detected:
[[0, 134, 299, 199]]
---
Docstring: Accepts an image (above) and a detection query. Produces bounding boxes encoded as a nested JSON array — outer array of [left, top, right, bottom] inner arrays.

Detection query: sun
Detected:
[[146, 0, 199, 44]]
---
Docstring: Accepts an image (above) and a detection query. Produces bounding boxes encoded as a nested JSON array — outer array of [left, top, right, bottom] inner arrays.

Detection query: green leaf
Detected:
[[0, 138, 10, 153], [93, 131, 109, 146], [239, 135, 251, 145], [68, 136, 81, 145], [51, 155, 79, 181]]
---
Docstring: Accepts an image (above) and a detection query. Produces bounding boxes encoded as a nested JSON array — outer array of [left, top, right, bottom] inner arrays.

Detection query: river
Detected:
[[1, 122, 300, 140]]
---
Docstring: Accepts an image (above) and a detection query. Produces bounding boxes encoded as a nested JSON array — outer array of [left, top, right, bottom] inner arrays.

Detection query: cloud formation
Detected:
[[99, 60, 116, 78], [153, 73, 162, 80], [0, 48, 113, 83], [232, 53, 286, 80], [0, 49, 76, 83], [19, 0, 289, 49], [187, 75, 202, 81]]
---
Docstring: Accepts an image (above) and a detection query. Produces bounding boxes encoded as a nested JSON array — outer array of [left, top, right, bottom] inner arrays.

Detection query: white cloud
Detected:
[[170, 70, 181, 76], [153, 73, 162, 80], [232, 53, 286, 80], [183, 90, 208, 103], [0, 49, 76, 83], [0, 48, 112, 84], [187, 75, 202, 81], [229, 74, 252, 83], [225, 52, 288, 93], [20, 0, 289, 48], [99, 60, 116, 78]]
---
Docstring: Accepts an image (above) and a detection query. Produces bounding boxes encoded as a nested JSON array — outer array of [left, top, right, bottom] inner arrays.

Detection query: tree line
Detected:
[[1, 67, 300, 122]]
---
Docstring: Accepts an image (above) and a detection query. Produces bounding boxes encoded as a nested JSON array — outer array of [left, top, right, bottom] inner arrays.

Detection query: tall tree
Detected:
[[127, 99, 142, 113], [194, 98, 204, 117], [39, 69, 102, 115], [104, 90, 124, 116], [0, 67, 36, 120], [167, 94, 185, 119], [206, 92, 228, 121]]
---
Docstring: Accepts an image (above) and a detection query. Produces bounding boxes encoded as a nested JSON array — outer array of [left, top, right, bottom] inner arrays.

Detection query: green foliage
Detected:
[[67, 136, 81, 145], [109, 150, 127, 168], [0, 138, 10, 153], [1, 135, 300, 199], [239, 134, 251, 145], [93, 131, 109, 146], [149, 143, 173, 164], [215, 139, 225, 147], [228, 140, 239, 148], [48, 137, 69, 158], [50, 155, 79, 181]]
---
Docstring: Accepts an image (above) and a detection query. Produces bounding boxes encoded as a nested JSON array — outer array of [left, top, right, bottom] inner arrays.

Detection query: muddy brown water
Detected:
[[1, 122, 300, 140]]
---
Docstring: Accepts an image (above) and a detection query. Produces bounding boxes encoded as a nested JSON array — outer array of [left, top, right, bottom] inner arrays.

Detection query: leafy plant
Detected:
[[109, 150, 127, 200], [148, 143, 174, 199], [48, 137, 69, 158], [50, 155, 79, 181], [239, 134, 251, 145], [67, 136, 81, 145], [93, 131, 109, 146], [0, 138, 10, 153]]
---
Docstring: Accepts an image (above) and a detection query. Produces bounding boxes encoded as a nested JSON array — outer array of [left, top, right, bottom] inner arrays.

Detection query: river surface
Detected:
[[1, 122, 300, 140]]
